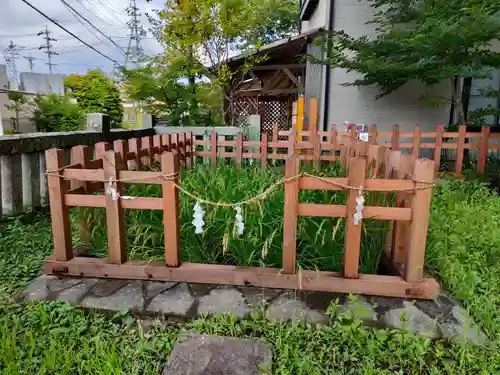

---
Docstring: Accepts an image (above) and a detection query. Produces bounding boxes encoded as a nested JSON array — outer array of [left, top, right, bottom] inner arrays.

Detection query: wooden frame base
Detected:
[[45, 256, 440, 299]]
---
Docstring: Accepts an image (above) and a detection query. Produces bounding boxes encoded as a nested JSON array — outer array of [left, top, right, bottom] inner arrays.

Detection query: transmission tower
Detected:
[[38, 26, 58, 73], [5, 40, 23, 81], [23, 53, 35, 72], [125, 0, 145, 66]]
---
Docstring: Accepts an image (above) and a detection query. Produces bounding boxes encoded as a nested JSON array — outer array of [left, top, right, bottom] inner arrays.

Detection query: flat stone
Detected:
[[21, 275, 58, 301], [145, 281, 177, 299], [382, 301, 439, 338], [47, 277, 82, 293], [147, 283, 195, 317], [161, 335, 272, 375], [90, 279, 130, 297], [338, 296, 378, 323], [82, 281, 144, 312], [57, 278, 99, 304], [439, 306, 488, 345], [266, 292, 329, 325], [198, 288, 250, 318], [238, 286, 282, 306]]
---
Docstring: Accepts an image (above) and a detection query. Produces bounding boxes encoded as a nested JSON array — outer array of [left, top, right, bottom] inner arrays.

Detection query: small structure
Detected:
[[226, 29, 323, 133]]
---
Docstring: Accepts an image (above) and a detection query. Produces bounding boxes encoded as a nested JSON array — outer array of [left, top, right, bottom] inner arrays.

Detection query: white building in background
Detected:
[[300, 0, 500, 132]]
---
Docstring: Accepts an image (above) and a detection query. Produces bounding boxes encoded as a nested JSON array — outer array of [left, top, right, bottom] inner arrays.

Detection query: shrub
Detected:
[[31, 94, 85, 132]]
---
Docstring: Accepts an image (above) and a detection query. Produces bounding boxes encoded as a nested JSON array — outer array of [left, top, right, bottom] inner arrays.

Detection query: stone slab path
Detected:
[[21, 275, 487, 344]]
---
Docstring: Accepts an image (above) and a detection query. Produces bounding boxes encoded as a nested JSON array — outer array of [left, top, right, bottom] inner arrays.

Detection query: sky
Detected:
[[0, 0, 164, 78]]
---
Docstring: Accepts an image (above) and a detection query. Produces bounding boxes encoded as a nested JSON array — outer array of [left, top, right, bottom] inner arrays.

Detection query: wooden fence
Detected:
[[194, 124, 500, 177], [43, 130, 439, 299]]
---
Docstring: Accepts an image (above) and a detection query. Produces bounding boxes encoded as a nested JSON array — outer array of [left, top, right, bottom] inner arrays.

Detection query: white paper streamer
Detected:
[[106, 177, 136, 201], [234, 205, 244, 235], [353, 188, 364, 225], [192, 200, 205, 234]]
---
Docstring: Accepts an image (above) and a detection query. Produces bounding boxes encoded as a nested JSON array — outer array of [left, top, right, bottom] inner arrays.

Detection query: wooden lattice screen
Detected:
[[232, 96, 258, 127], [259, 96, 295, 134]]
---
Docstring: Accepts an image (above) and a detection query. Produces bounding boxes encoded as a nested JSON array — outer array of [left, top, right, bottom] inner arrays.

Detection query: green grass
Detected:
[[0, 174, 499, 373], [86, 163, 390, 274]]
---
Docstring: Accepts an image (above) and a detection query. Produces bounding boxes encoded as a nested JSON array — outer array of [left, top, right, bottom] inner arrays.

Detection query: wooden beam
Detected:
[[44, 257, 440, 299], [282, 68, 301, 87], [246, 64, 306, 71]]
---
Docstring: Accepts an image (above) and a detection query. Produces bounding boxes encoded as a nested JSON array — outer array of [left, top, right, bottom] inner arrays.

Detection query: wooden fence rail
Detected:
[[195, 124, 499, 177], [44, 131, 440, 299]]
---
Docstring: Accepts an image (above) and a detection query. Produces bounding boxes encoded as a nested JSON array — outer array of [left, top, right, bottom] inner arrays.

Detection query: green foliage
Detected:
[[5, 91, 29, 133], [31, 94, 85, 132], [468, 86, 500, 125], [64, 70, 123, 127], [316, 0, 500, 123], [86, 163, 389, 274]]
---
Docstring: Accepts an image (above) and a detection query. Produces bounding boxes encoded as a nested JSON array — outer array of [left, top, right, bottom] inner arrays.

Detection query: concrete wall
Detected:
[[326, 0, 450, 132], [20, 72, 65, 95]]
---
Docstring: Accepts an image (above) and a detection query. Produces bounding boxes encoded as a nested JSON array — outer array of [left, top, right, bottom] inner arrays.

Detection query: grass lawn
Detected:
[[0, 171, 499, 374]]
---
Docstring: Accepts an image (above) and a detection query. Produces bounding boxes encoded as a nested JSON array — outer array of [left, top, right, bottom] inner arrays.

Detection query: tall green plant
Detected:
[[315, 0, 500, 124], [5, 91, 28, 133], [64, 70, 123, 127], [31, 94, 85, 132]]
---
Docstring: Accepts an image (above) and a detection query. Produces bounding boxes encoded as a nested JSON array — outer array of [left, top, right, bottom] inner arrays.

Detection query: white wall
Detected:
[[301, 0, 329, 32], [326, 0, 450, 132]]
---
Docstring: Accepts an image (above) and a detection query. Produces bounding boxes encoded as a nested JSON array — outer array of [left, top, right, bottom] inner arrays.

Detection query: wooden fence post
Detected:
[[162, 134, 171, 152], [162, 151, 181, 267], [370, 124, 377, 145], [179, 133, 187, 167], [153, 134, 162, 163], [235, 132, 243, 169], [128, 138, 141, 170], [141, 136, 153, 168], [103, 150, 126, 264], [186, 131, 193, 168], [343, 156, 366, 279], [313, 131, 321, 169], [170, 133, 179, 152], [329, 126, 338, 160], [434, 125, 444, 173], [412, 125, 421, 158], [391, 124, 400, 150], [282, 156, 299, 274], [455, 125, 466, 177], [210, 130, 217, 169], [272, 123, 278, 160], [113, 140, 128, 168], [350, 125, 357, 138], [71, 145, 91, 244], [288, 127, 297, 157], [405, 158, 434, 283], [261, 132, 268, 168], [94, 142, 110, 191], [46, 148, 73, 261], [477, 125, 490, 175]]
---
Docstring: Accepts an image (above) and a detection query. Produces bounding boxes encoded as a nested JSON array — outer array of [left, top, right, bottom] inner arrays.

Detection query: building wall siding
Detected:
[[301, 0, 328, 33]]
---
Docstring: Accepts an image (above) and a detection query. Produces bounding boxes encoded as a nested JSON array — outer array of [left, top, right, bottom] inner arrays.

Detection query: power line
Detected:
[[5, 41, 23, 80], [38, 26, 58, 74], [20, 0, 118, 65], [59, 0, 125, 55]]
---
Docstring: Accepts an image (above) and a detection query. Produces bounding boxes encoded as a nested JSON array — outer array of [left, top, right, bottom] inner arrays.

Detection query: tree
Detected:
[[31, 94, 85, 132], [5, 91, 28, 133], [315, 0, 500, 124], [144, 0, 298, 123], [64, 70, 123, 127]]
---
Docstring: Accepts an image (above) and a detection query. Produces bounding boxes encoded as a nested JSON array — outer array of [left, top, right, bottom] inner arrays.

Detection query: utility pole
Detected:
[[5, 40, 23, 81], [23, 53, 35, 72], [38, 26, 58, 73], [125, 0, 144, 66]]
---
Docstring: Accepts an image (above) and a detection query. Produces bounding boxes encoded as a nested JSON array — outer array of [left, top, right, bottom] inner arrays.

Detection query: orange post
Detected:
[[343, 156, 367, 279], [46, 148, 73, 261], [412, 125, 421, 158], [103, 150, 126, 264], [282, 156, 299, 274], [162, 151, 181, 267]]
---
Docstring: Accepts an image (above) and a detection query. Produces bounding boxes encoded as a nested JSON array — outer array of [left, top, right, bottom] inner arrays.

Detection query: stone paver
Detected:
[[339, 296, 378, 323], [266, 292, 329, 325], [47, 277, 83, 293], [439, 306, 488, 345], [238, 286, 282, 306], [146, 283, 195, 316], [21, 275, 58, 301], [198, 288, 250, 318], [82, 281, 144, 312], [57, 278, 99, 303], [161, 335, 272, 375], [90, 279, 130, 297], [382, 301, 439, 338], [146, 281, 177, 299]]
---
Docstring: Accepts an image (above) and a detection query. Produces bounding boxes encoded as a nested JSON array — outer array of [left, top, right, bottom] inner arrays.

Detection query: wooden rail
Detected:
[[194, 124, 499, 177], [44, 131, 439, 299]]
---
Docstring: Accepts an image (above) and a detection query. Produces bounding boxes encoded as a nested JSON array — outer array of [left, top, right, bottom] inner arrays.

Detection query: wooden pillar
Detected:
[[103, 150, 126, 264], [412, 125, 421, 158], [210, 130, 217, 169], [370, 124, 377, 145], [343, 156, 366, 279], [46, 149, 72, 261], [141, 136, 153, 168], [391, 124, 400, 150], [162, 151, 180, 267], [235, 132, 243, 169], [153, 134, 162, 163], [405, 158, 434, 283], [434, 125, 444, 172], [477, 126, 490, 174], [455, 125, 466, 177], [71, 145, 91, 244], [282, 156, 299, 274], [261, 132, 268, 168], [128, 138, 141, 170], [113, 140, 128, 168]]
